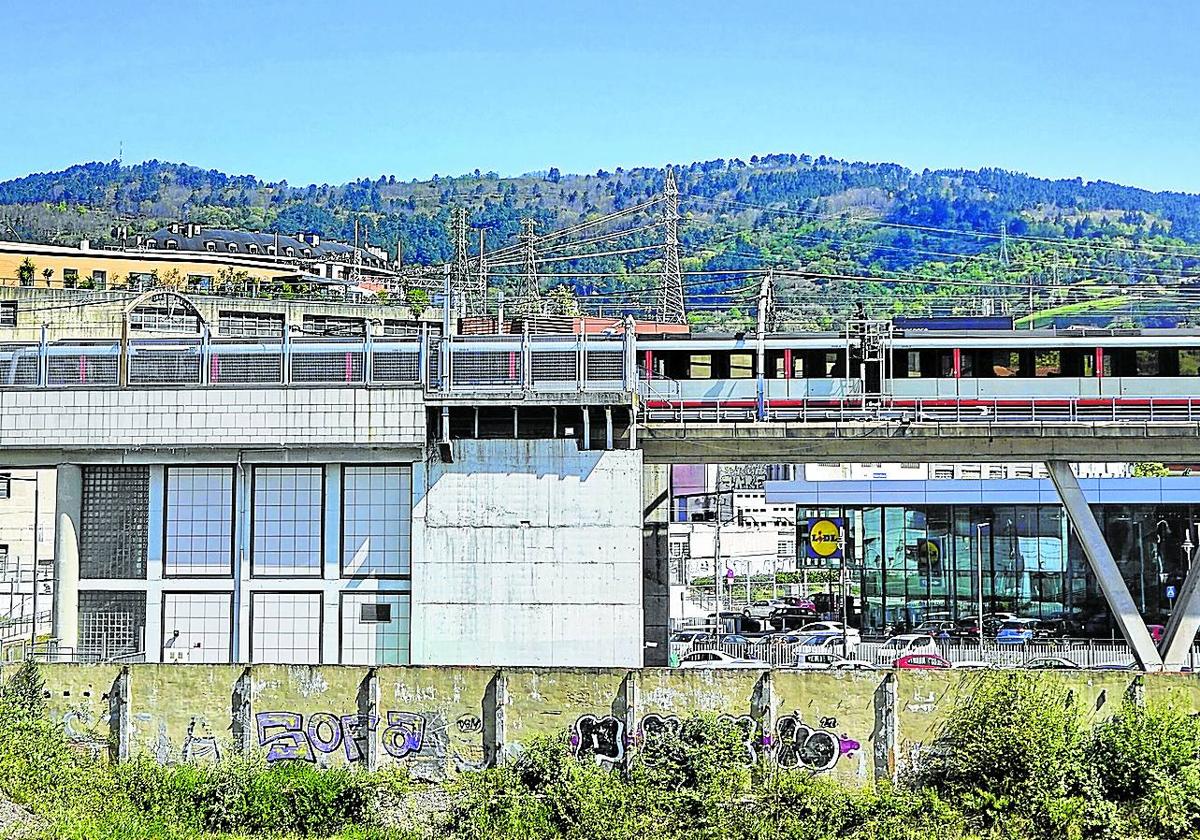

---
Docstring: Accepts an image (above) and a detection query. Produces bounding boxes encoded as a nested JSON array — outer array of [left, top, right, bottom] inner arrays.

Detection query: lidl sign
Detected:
[[806, 517, 844, 561]]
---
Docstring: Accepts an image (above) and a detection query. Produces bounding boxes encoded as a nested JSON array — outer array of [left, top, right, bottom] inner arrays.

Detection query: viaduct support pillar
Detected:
[[1160, 539, 1200, 670], [1046, 460, 1162, 671], [52, 464, 82, 654]]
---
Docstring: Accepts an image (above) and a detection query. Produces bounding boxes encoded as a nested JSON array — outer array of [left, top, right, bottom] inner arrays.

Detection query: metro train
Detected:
[[636, 324, 1200, 422]]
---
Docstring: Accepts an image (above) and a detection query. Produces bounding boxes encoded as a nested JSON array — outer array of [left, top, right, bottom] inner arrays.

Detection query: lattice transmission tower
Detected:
[[449, 207, 475, 313], [658, 167, 685, 324], [515, 217, 541, 314]]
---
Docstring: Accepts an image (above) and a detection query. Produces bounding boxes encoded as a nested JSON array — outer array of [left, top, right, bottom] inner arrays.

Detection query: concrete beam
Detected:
[[640, 422, 1200, 463], [1046, 460, 1163, 671], [1161, 542, 1200, 670]]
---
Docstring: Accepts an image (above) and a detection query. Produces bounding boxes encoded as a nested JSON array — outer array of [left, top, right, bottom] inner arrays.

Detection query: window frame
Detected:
[[161, 465, 236, 579], [338, 463, 413, 580], [249, 465, 326, 579]]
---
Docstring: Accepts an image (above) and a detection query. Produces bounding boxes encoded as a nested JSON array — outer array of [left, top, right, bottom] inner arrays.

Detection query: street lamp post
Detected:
[[975, 522, 991, 646]]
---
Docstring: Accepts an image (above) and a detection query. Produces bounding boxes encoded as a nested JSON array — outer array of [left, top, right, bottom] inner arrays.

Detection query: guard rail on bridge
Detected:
[[0, 333, 638, 395]]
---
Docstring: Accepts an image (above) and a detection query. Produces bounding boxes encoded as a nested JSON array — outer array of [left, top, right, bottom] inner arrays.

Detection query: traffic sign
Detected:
[[1167, 585, 1178, 600], [806, 517, 844, 561]]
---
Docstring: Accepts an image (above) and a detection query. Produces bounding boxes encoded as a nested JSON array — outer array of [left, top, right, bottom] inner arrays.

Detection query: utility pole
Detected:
[[712, 489, 723, 625], [477, 227, 487, 321], [658, 166, 685, 324], [517, 218, 540, 315], [999, 220, 1010, 268]]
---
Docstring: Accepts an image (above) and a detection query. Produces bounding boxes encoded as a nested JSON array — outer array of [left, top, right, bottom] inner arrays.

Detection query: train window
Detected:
[[939, 352, 955, 377], [1034, 351, 1061, 377], [906, 351, 921, 378], [1181, 350, 1200, 376], [960, 353, 975, 377], [824, 352, 839, 377], [1102, 353, 1113, 377], [688, 354, 712, 379], [792, 355, 806, 378], [729, 353, 753, 379], [992, 351, 1021, 378], [1136, 350, 1160, 377]]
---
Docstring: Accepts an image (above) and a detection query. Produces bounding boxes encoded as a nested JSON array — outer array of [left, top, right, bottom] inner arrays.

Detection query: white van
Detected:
[[874, 633, 938, 665]]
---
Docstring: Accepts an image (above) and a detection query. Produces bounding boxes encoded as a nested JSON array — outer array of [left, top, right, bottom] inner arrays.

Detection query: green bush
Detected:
[[1089, 697, 1200, 838]]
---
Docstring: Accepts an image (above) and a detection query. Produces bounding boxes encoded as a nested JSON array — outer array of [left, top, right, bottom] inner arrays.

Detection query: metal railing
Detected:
[[0, 333, 639, 394], [691, 638, 1196, 669]]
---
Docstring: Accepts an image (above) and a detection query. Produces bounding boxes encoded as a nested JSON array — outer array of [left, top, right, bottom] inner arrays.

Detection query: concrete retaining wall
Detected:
[[23, 663, 1193, 786]]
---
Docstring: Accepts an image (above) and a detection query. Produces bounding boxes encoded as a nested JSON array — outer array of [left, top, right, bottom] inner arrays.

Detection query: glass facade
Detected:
[[837, 503, 1199, 636], [251, 466, 323, 576], [342, 466, 412, 576], [165, 467, 233, 576]]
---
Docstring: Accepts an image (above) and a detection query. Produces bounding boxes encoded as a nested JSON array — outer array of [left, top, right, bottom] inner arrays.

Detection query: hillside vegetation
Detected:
[[3, 155, 1200, 328]]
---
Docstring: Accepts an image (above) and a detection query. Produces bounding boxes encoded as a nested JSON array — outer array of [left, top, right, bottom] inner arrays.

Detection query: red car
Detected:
[[1149, 624, 1165, 643], [894, 653, 952, 670]]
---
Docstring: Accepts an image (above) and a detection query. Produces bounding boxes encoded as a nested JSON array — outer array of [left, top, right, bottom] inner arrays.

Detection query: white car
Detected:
[[677, 650, 767, 669], [874, 633, 938, 664], [798, 621, 861, 645], [793, 633, 851, 650], [792, 651, 875, 671], [743, 599, 786, 620]]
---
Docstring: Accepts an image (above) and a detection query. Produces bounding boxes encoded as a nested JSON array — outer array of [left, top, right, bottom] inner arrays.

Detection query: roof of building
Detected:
[[133, 225, 387, 268]]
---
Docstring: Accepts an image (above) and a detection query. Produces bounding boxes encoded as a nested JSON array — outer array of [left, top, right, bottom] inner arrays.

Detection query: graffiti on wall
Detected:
[[255, 710, 442, 764], [570, 714, 626, 765], [629, 712, 859, 771]]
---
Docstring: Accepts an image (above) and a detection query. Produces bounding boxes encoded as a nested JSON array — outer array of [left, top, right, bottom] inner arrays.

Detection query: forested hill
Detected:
[[4, 154, 1200, 328]]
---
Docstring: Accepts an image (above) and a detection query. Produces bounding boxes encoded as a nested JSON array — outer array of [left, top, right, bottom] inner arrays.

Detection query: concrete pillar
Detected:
[[1046, 460, 1163, 671], [873, 672, 898, 783], [641, 463, 671, 666], [52, 464, 82, 652], [322, 465, 342, 665], [144, 466, 166, 663]]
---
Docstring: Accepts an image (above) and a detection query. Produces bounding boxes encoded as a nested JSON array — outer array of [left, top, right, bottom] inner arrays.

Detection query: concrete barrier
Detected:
[[15, 663, 1183, 785]]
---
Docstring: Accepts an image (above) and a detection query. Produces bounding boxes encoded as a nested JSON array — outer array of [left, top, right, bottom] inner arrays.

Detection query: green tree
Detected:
[[17, 258, 35, 287], [404, 287, 430, 319], [1132, 462, 1170, 477]]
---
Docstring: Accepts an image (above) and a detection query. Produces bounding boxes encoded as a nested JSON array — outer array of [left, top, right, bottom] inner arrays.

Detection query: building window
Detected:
[[227, 243, 238, 253], [0, 475, 9, 500], [126, 272, 155, 291], [932, 466, 954, 480], [342, 466, 412, 576], [341, 592, 410, 665], [62, 268, 78, 289], [267, 245, 277, 256], [251, 592, 320, 664], [80, 466, 149, 579], [165, 467, 233, 576], [252, 466, 323, 576], [91, 270, 107, 290], [144, 240, 157, 249], [248, 244, 259, 254], [128, 306, 201, 333], [302, 314, 366, 337], [205, 241, 217, 252], [285, 247, 295, 257], [166, 240, 178, 250], [79, 591, 147, 660], [0, 301, 16, 328], [217, 310, 284, 337], [162, 593, 232, 662]]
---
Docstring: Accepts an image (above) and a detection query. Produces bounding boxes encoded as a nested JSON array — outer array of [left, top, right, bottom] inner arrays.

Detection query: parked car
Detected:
[[793, 651, 875, 670], [997, 618, 1042, 644], [1148, 624, 1166, 643], [771, 607, 821, 630], [913, 620, 957, 639], [678, 650, 766, 669], [798, 621, 862, 645], [743, 600, 786, 620], [894, 653, 953, 670], [1092, 661, 1137, 671], [719, 634, 752, 645], [874, 633, 938, 664], [1025, 656, 1081, 670], [951, 660, 994, 670], [670, 630, 712, 644], [793, 633, 849, 650], [760, 633, 805, 646], [779, 595, 818, 612]]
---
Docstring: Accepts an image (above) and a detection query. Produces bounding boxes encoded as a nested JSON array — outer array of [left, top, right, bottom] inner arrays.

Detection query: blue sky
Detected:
[[6, 1, 1198, 192]]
